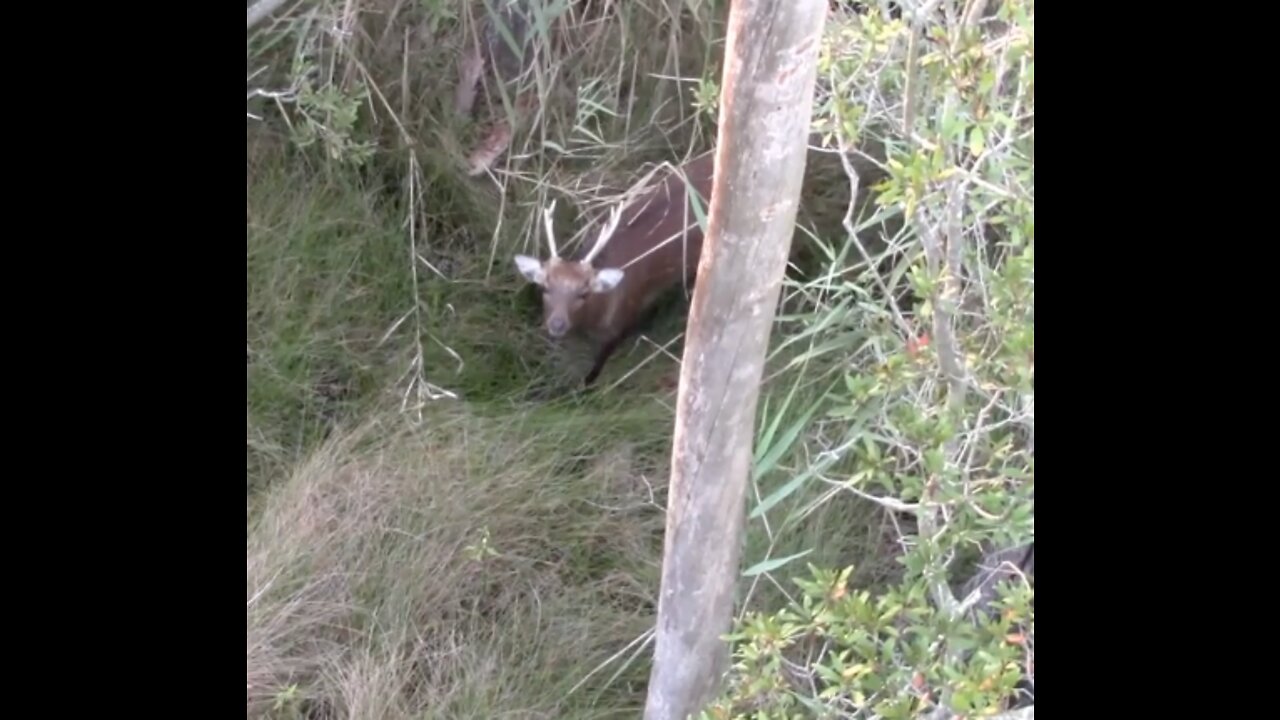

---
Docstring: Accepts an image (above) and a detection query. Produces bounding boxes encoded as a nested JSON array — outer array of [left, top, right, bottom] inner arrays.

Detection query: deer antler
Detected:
[[582, 204, 623, 265], [541, 199, 559, 258]]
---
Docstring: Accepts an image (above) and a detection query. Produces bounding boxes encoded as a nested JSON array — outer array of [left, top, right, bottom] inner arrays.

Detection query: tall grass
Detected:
[[247, 404, 671, 718]]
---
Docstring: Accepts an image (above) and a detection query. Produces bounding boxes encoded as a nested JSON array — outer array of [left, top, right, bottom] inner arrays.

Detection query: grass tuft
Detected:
[[248, 403, 673, 718]]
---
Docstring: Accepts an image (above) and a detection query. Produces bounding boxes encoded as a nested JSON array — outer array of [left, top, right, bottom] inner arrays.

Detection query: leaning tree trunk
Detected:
[[641, 2, 829, 719]]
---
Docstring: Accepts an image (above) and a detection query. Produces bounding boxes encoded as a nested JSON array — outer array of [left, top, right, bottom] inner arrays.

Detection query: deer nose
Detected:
[[548, 316, 569, 337]]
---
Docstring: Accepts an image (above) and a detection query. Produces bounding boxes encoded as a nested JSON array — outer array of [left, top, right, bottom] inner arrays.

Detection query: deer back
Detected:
[[585, 152, 715, 309]]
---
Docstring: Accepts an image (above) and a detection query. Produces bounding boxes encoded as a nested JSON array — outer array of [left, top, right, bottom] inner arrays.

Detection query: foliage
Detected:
[[701, 565, 1032, 719], [716, 0, 1034, 716]]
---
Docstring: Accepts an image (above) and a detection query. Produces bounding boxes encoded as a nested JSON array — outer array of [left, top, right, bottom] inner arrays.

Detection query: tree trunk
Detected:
[[641, 2, 828, 719]]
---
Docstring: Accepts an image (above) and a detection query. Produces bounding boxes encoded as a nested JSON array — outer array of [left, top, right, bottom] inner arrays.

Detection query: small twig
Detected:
[[987, 708, 1033, 720], [565, 628, 655, 698], [833, 130, 912, 336], [900, 0, 945, 137], [247, 0, 301, 30], [821, 475, 919, 513]]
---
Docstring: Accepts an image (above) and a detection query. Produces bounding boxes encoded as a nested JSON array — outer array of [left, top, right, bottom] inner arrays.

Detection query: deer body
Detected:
[[515, 151, 716, 386]]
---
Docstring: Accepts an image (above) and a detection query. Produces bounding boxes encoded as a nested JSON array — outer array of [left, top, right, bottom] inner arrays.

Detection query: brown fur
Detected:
[[515, 151, 716, 386]]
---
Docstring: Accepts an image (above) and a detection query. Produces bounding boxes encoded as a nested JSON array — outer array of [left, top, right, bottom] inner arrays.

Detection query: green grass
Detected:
[[245, 138, 891, 715], [247, 161, 411, 490], [246, 150, 698, 488]]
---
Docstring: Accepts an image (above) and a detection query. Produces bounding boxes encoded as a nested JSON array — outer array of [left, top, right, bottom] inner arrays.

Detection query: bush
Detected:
[[703, 2, 1034, 716]]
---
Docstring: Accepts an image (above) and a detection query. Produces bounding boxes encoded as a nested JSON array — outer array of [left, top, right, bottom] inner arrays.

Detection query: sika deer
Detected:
[[514, 151, 716, 385]]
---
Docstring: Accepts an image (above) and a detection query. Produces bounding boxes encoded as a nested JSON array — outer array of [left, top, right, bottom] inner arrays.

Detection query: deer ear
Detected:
[[592, 268, 624, 293], [514, 255, 546, 285]]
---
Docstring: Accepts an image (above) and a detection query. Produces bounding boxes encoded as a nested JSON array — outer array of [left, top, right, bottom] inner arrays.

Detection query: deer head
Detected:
[[514, 202, 625, 338]]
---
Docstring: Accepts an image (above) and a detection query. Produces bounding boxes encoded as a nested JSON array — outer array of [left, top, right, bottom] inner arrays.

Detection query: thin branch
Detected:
[[247, 0, 301, 30], [957, 542, 1034, 620]]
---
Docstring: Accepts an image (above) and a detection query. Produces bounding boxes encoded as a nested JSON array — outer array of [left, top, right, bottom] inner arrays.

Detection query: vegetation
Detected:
[[246, 0, 1033, 718]]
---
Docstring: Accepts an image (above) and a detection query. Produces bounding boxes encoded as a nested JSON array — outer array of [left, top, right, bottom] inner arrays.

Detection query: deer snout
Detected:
[[547, 315, 570, 337]]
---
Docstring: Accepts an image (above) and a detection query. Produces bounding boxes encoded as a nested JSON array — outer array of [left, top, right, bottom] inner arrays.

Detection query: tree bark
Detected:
[[642, 2, 828, 719]]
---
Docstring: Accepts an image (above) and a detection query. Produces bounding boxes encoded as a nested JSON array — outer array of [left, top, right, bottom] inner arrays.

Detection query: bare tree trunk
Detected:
[[642, 2, 828, 719]]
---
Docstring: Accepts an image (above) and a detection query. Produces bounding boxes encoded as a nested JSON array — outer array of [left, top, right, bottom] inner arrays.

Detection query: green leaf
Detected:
[[753, 400, 818, 481], [969, 126, 986, 157], [743, 549, 814, 577], [750, 461, 824, 518], [923, 447, 945, 474]]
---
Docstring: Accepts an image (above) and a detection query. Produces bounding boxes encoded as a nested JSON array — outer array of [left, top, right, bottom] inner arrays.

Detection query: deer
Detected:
[[514, 151, 716, 387]]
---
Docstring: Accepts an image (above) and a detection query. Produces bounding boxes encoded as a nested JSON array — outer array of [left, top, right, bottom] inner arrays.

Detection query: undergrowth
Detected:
[[247, 405, 670, 718]]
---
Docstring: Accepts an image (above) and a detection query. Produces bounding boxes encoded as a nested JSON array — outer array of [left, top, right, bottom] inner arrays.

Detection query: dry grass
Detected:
[[247, 404, 673, 718]]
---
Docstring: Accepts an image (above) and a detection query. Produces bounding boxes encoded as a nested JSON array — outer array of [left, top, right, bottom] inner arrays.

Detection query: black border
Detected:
[[75, 0, 1146, 714]]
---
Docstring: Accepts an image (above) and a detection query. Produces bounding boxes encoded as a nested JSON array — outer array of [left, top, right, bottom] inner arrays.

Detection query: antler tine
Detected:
[[542, 199, 559, 258], [582, 204, 623, 265]]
